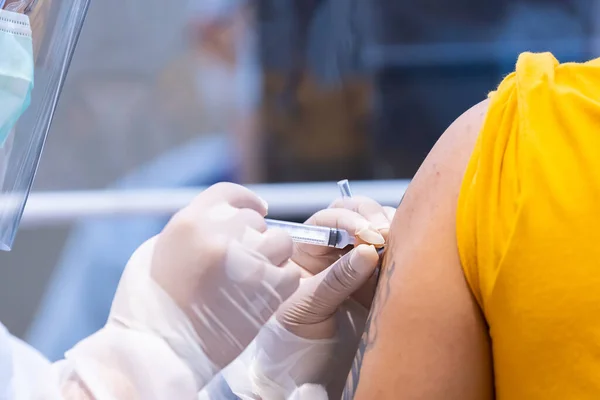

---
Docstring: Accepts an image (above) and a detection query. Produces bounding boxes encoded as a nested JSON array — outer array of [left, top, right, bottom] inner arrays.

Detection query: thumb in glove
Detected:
[[277, 244, 380, 340]]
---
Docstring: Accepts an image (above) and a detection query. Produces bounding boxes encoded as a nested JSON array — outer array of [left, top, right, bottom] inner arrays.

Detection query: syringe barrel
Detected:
[[265, 218, 341, 247]]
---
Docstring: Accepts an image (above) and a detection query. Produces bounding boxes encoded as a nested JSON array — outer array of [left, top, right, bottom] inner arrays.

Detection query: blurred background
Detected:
[[0, 0, 594, 360]]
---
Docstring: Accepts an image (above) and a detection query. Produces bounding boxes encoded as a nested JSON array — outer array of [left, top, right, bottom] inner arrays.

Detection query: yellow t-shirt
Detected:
[[457, 52, 600, 399]]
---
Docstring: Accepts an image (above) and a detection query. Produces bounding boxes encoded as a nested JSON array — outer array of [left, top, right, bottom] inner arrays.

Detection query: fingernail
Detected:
[[349, 245, 377, 275], [356, 225, 385, 246]]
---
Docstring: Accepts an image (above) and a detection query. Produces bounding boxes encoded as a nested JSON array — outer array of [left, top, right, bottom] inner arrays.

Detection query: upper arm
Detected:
[[345, 99, 494, 399]]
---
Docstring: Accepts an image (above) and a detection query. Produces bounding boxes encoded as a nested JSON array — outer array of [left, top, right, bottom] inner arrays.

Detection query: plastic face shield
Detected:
[[0, 0, 89, 250]]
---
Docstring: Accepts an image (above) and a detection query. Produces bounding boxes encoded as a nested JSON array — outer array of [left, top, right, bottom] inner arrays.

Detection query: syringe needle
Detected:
[[337, 179, 353, 198], [338, 179, 386, 256]]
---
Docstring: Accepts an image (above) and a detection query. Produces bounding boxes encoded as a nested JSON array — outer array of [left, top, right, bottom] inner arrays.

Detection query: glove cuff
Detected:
[[108, 268, 220, 389], [250, 318, 337, 399]]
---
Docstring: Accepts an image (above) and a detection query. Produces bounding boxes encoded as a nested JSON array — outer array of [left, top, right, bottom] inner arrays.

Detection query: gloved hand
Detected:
[[248, 245, 380, 399], [218, 196, 395, 400], [276, 244, 380, 340], [36, 183, 301, 400], [290, 196, 396, 309]]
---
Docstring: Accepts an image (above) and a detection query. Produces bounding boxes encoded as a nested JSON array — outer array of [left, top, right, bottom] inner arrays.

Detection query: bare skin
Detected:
[[342, 99, 495, 399]]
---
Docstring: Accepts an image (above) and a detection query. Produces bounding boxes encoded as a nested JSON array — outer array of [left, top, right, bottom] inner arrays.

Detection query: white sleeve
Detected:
[[0, 322, 55, 400], [10, 335, 54, 399], [18, 325, 198, 400]]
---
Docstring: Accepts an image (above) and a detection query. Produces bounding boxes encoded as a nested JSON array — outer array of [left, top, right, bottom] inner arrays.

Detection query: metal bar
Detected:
[[20, 180, 409, 226]]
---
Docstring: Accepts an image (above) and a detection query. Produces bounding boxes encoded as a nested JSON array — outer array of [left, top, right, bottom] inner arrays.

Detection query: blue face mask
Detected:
[[0, 9, 34, 147]]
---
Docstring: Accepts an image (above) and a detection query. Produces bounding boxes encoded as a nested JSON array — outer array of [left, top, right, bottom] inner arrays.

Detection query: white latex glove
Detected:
[[200, 196, 395, 400], [248, 245, 380, 399], [289, 384, 329, 400], [251, 197, 396, 399], [33, 183, 300, 400], [291, 196, 396, 309]]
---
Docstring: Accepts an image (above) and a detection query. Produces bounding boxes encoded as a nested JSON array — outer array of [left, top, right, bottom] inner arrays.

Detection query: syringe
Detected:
[[265, 218, 355, 249], [264, 179, 385, 249]]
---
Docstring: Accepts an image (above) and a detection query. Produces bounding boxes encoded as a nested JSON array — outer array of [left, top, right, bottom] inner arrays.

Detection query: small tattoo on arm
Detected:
[[342, 251, 397, 399]]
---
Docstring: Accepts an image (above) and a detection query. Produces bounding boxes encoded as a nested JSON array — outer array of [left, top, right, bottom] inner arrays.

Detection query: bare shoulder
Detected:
[[419, 98, 489, 185], [344, 99, 493, 399], [404, 98, 488, 211]]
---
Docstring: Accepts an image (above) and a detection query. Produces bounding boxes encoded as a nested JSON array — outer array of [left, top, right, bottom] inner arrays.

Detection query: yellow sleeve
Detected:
[[456, 53, 559, 315]]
